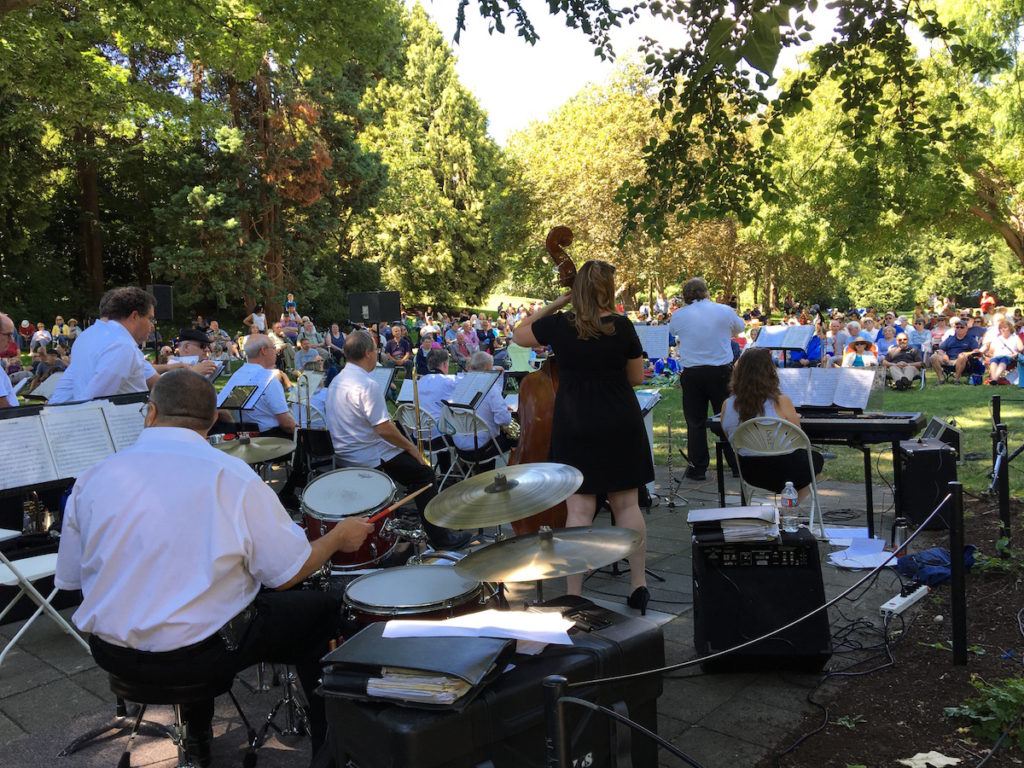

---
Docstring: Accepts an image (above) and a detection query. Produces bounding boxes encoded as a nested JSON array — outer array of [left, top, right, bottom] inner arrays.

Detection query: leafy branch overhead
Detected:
[[458, 0, 1003, 237]]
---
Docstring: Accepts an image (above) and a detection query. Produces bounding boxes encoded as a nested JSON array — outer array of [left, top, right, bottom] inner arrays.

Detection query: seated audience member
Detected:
[[297, 320, 328, 360], [826, 319, 848, 367], [325, 331, 470, 550], [326, 323, 345, 364], [877, 312, 902, 340], [451, 351, 517, 466], [267, 321, 296, 371], [883, 333, 924, 388], [156, 346, 173, 365], [788, 327, 825, 367], [876, 325, 898, 356], [209, 343, 233, 362], [51, 316, 71, 346], [29, 322, 51, 353], [980, 319, 1023, 385], [454, 321, 479, 364], [841, 338, 878, 368], [907, 317, 932, 356], [295, 338, 324, 372], [56, 370, 370, 766], [415, 331, 442, 375], [279, 313, 299, 344], [930, 318, 982, 383], [17, 319, 32, 351], [719, 348, 823, 504], [384, 325, 413, 377], [861, 316, 879, 341]]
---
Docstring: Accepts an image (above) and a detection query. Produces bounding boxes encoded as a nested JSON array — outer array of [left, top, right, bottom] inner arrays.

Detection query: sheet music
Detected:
[[635, 389, 662, 415], [217, 365, 274, 408], [27, 370, 64, 400], [776, 369, 809, 405], [833, 368, 876, 410], [804, 367, 839, 407], [368, 366, 397, 396], [103, 401, 146, 451], [633, 324, 670, 359], [0, 417, 58, 490], [750, 325, 814, 350], [397, 379, 415, 403], [449, 372, 500, 408], [41, 403, 116, 478]]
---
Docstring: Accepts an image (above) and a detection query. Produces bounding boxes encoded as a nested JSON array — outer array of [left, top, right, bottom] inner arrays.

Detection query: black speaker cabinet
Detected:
[[348, 291, 401, 325], [898, 438, 958, 530], [146, 284, 174, 321], [693, 529, 832, 673]]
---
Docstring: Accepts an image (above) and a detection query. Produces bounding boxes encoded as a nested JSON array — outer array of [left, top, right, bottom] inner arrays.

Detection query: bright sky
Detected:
[[419, 0, 839, 144]]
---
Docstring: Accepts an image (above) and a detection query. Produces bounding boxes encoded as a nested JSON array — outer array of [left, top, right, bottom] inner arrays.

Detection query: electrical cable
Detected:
[[568, 494, 949, 690], [973, 729, 1010, 768], [558, 696, 706, 768]]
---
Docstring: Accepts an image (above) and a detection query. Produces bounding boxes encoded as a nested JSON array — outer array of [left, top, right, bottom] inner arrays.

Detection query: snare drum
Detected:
[[301, 468, 398, 570], [343, 566, 491, 625]]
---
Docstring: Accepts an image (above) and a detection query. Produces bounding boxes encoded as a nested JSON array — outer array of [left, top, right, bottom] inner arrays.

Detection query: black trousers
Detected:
[[89, 590, 342, 752], [680, 364, 737, 473], [377, 451, 452, 545]]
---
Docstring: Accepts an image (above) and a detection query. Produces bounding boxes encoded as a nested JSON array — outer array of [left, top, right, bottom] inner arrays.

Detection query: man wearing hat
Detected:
[[930, 318, 982, 383], [17, 319, 32, 351], [152, 328, 218, 379]]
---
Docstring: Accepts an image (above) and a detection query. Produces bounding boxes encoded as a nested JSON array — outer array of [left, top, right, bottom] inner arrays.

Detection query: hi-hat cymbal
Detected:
[[214, 436, 294, 464], [454, 525, 641, 582], [425, 463, 582, 530]]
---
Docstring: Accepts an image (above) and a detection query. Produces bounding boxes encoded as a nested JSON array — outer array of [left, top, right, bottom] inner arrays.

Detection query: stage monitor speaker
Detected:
[[146, 284, 174, 322], [898, 438, 958, 530], [693, 529, 832, 673], [347, 291, 401, 325], [921, 417, 963, 465]]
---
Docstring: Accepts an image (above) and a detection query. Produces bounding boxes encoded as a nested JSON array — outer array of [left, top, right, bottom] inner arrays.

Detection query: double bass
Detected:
[[509, 226, 576, 535]]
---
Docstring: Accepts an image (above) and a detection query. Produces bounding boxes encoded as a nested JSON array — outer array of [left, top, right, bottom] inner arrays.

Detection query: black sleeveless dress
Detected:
[[531, 312, 654, 495]]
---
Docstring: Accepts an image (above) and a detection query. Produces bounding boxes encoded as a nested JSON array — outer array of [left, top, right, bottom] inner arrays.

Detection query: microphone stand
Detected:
[[654, 419, 688, 510]]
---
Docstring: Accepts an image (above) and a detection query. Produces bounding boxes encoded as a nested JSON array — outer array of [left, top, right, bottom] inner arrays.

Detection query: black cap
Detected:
[[177, 328, 210, 346]]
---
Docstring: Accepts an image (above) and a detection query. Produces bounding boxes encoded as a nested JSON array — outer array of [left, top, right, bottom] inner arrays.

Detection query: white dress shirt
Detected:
[[452, 380, 511, 451], [416, 373, 456, 438], [0, 368, 18, 407], [55, 427, 311, 651], [669, 299, 745, 368], [49, 320, 156, 404], [326, 364, 401, 466]]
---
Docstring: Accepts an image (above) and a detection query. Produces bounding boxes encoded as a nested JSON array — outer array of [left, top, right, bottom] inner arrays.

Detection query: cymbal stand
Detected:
[[251, 666, 310, 747], [653, 419, 688, 510]]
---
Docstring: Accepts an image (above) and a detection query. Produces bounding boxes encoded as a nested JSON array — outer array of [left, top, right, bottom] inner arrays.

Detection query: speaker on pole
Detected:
[[146, 284, 174, 322]]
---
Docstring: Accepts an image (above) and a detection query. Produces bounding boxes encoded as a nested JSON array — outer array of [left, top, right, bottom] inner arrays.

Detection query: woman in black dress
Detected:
[[512, 260, 653, 612]]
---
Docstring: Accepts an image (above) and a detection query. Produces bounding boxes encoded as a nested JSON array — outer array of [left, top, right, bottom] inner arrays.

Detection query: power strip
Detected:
[[880, 584, 930, 617]]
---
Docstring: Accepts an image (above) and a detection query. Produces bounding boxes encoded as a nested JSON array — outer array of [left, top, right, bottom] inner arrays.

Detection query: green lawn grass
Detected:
[[642, 378, 1024, 497]]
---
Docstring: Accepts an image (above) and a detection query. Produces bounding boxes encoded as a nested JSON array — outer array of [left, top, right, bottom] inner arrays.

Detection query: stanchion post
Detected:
[[948, 481, 968, 666], [997, 423, 1011, 550], [992, 395, 1001, 467], [543, 675, 570, 768]]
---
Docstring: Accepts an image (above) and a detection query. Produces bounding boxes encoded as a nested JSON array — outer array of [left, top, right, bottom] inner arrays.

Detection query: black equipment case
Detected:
[[322, 598, 664, 768]]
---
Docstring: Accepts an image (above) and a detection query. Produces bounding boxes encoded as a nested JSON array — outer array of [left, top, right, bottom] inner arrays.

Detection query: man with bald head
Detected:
[[0, 313, 19, 407], [57, 370, 370, 766]]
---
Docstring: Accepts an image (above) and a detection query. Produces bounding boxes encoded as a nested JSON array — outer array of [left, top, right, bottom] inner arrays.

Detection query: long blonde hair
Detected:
[[570, 260, 617, 340]]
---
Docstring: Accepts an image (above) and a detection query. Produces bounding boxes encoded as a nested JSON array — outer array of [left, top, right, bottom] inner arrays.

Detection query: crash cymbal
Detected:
[[214, 436, 294, 464], [424, 463, 582, 530], [454, 525, 641, 582]]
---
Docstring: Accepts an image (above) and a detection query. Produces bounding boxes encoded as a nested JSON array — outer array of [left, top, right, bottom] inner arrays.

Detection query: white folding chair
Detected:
[[0, 530, 89, 666], [441, 404, 511, 479], [730, 418, 823, 537], [394, 404, 460, 483]]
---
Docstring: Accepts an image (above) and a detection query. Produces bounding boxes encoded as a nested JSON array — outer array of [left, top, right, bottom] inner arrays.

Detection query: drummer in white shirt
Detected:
[[451, 351, 516, 464], [56, 370, 371, 765]]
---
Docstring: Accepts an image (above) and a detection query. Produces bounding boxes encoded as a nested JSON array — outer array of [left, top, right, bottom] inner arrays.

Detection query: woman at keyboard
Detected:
[[719, 348, 823, 504]]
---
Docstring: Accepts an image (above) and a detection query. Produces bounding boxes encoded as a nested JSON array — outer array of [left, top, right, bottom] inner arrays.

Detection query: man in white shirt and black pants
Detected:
[[56, 370, 372, 766], [326, 331, 470, 550], [668, 278, 745, 481]]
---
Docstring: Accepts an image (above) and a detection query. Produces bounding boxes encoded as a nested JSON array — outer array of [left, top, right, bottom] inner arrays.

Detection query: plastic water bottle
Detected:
[[780, 482, 800, 533]]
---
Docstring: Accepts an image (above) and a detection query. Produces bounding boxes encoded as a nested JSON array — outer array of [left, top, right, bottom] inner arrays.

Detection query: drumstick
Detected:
[[366, 484, 433, 524]]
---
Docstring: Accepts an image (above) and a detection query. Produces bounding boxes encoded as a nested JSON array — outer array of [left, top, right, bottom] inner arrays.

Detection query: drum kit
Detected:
[[299, 462, 642, 621]]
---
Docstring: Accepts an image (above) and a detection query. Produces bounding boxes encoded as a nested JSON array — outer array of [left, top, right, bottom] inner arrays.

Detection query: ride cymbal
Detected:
[[424, 463, 582, 530], [454, 525, 641, 582], [213, 436, 294, 464]]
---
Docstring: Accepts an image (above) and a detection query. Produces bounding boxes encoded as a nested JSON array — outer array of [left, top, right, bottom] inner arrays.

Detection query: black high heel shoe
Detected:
[[626, 586, 650, 616]]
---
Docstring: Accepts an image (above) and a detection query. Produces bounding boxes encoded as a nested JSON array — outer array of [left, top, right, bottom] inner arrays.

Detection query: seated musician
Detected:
[[719, 348, 823, 504], [55, 370, 372, 767], [0, 313, 19, 407], [217, 335, 296, 437], [415, 347, 456, 450], [452, 351, 517, 466], [325, 330, 470, 550]]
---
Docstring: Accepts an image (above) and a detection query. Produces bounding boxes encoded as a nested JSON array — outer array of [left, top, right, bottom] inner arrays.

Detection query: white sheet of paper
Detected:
[[41, 403, 116, 478], [824, 527, 870, 546], [805, 367, 839, 407], [0, 417, 59, 490], [103, 401, 146, 452], [633, 324, 670, 359], [832, 368, 875, 409], [450, 372, 500, 408], [776, 368, 809, 406], [383, 609, 575, 646]]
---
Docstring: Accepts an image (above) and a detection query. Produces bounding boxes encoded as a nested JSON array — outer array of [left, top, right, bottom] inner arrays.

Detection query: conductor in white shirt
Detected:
[[326, 331, 470, 550], [668, 277, 745, 480], [56, 370, 371, 765]]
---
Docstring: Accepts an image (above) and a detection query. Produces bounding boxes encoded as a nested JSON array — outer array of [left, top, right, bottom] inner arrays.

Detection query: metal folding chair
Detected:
[[441, 404, 511, 478], [0, 529, 89, 666]]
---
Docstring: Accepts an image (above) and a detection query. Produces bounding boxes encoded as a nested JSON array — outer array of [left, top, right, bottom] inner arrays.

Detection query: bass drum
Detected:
[[301, 468, 398, 570], [343, 565, 491, 626]]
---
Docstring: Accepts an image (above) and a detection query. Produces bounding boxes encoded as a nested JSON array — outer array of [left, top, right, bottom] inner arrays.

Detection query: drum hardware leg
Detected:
[[239, 662, 273, 694], [251, 666, 309, 747], [58, 698, 174, 757], [535, 580, 544, 603]]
